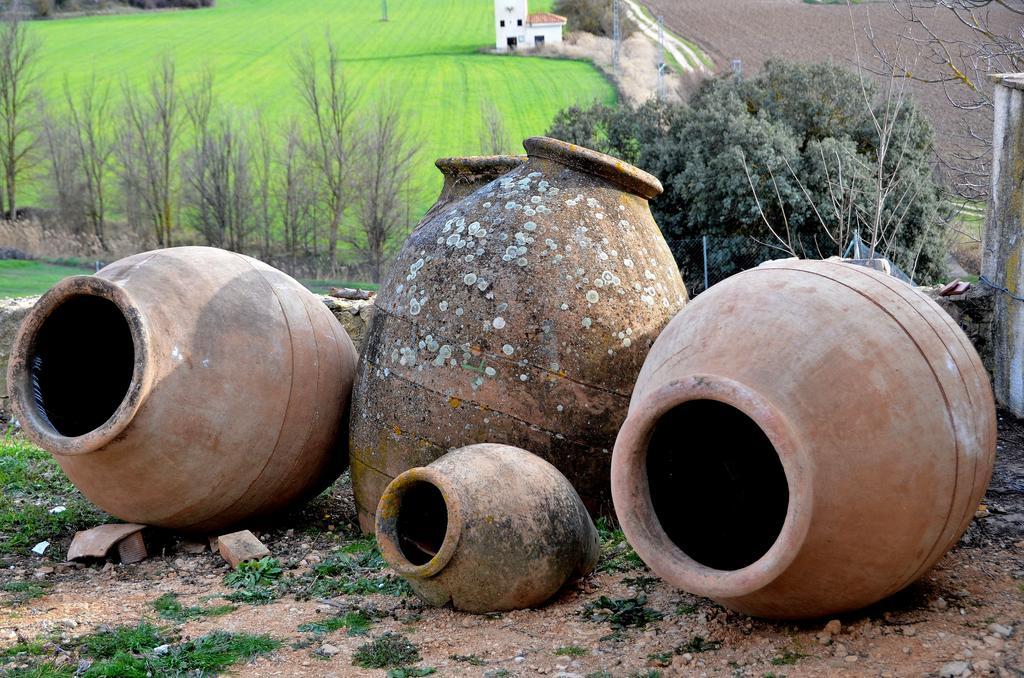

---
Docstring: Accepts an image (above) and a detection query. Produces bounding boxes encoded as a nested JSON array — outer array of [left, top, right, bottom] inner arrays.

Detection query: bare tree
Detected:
[[349, 92, 420, 282], [276, 118, 321, 275], [64, 73, 115, 247], [743, 55, 931, 278], [872, 0, 1023, 199], [293, 34, 360, 272], [479, 99, 511, 155], [183, 110, 254, 252], [116, 56, 181, 246], [0, 10, 40, 218], [40, 104, 86, 230], [252, 110, 273, 259]]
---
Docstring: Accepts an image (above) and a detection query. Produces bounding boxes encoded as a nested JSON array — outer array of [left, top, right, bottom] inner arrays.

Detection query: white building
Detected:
[[494, 0, 567, 52]]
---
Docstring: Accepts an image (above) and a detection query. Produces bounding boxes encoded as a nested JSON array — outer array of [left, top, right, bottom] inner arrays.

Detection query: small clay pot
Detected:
[[376, 443, 600, 613], [611, 259, 996, 619], [7, 246, 357, 533]]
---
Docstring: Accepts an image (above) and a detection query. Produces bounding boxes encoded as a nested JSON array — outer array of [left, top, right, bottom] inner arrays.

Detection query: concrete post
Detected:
[[982, 74, 1024, 417]]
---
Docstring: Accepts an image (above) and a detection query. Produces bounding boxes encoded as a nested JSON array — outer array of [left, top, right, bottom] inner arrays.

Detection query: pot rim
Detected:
[[434, 155, 527, 179], [611, 373, 813, 599], [375, 465, 463, 579], [523, 136, 663, 200], [7, 275, 152, 456]]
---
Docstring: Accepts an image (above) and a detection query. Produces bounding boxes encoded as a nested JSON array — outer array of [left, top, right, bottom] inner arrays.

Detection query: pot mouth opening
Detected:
[[376, 468, 463, 578], [395, 480, 449, 566], [647, 400, 789, 571], [523, 136, 663, 200], [30, 293, 135, 437], [612, 375, 812, 599], [12, 276, 149, 453]]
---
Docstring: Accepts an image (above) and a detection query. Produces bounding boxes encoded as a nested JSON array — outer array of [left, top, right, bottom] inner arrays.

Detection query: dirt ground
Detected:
[[2, 413, 1023, 677], [647, 0, 1020, 180]]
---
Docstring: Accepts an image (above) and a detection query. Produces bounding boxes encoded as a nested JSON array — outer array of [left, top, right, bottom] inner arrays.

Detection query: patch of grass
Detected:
[[78, 622, 167, 659], [352, 633, 420, 669], [622, 575, 660, 593], [0, 434, 108, 555], [286, 540, 412, 599], [594, 517, 645, 573], [771, 647, 808, 666], [223, 556, 283, 605], [386, 668, 435, 678], [581, 595, 663, 632], [2, 580, 50, 605], [0, 639, 50, 659], [0, 260, 93, 298], [676, 636, 722, 654], [647, 650, 673, 666], [450, 653, 486, 665], [151, 593, 235, 622], [157, 631, 280, 674], [6, 664, 76, 677], [298, 611, 373, 636], [554, 645, 588, 657], [674, 602, 697, 615]]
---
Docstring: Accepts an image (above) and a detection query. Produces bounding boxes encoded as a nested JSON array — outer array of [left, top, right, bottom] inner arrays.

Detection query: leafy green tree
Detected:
[[548, 59, 948, 283]]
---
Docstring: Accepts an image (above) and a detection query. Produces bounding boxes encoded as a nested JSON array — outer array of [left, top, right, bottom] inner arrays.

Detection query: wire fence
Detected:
[[667, 235, 783, 296]]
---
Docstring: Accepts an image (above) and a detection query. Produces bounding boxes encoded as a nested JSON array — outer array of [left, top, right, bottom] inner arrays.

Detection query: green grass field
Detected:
[[0, 260, 94, 298], [27, 0, 616, 215], [0, 259, 383, 297]]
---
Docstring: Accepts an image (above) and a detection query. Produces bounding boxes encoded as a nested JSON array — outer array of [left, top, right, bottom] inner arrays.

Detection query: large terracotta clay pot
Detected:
[[7, 246, 357, 533], [376, 443, 599, 613], [611, 259, 996, 619], [350, 137, 688, 532]]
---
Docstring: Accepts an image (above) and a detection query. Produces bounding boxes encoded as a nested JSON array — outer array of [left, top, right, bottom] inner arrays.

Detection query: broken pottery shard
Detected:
[[116, 531, 148, 564], [67, 523, 146, 562], [218, 530, 270, 568]]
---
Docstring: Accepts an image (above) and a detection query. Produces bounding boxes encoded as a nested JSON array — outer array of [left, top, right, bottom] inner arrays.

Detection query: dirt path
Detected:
[[620, 0, 710, 75]]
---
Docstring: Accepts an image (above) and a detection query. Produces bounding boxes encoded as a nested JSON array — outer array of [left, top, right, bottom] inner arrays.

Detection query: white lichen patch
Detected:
[[492, 317, 506, 329]]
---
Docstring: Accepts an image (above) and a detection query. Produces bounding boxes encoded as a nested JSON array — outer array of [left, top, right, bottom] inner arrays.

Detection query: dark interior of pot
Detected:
[[30, 294, 135, 437], [396, 480, 449, 566], [647, 400, 788, 571]]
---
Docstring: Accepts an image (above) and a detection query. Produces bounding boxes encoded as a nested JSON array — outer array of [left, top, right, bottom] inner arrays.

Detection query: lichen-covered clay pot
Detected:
[[350, 137, 688, 532], [7, 246, 357, 533], [611, 259, 997, 619], [376, 443, 599, 612], [424, 155, 526, 222]]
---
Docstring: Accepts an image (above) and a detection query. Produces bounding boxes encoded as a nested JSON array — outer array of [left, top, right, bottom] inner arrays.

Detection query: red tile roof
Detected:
[[528, 12, 567, 25]]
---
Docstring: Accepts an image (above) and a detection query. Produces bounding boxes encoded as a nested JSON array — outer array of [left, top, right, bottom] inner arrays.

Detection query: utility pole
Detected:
[[381, 0, 388, 21], [612, 0, 621, 75], [656, 15, 666, 99]]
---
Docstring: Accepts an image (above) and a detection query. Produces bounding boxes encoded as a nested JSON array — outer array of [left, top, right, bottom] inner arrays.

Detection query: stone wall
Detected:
[[0, 295, 375, 420], [922, 285, 996, 376]]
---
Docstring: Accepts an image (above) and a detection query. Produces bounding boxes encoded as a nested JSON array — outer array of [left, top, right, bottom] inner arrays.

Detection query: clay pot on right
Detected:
[[611, 259, 997, 619]]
